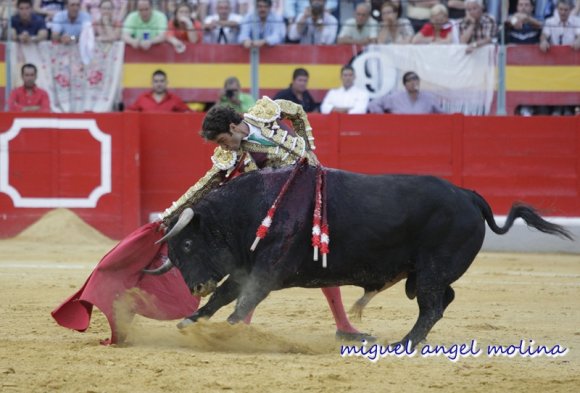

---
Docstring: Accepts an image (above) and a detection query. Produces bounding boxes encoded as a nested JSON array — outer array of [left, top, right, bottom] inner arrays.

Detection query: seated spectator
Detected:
[[51, 0, 92, 44], [337, 2, 379, 45], [199, 0, 249, 23], [203, 0, 242, 44], [239, 0, 286, 48], [288, 0, 338, 45], [274, 68, 318, 112], [320, 65, 369, 114], [407, 0, 440, 32], [284, 0, 338, 25], [412, 3, 453, 43], [83, 0, 127, 23], [166, 2, 202, 52], [11, 0, 49, 43], [9, 63, 51, 112], [540, 0, 580, 51], [447, 0, 466, 19], [93, 0, 122, 42], [506, 0, 542, 44], [459, 0, 497, 54], [368, 71, 444, 114], [377, 1, 414, 44], [33, 0, 65, 31], [127, 69, 191, 112], [218, 76, 255, 113], [123, 0, 168, 50]]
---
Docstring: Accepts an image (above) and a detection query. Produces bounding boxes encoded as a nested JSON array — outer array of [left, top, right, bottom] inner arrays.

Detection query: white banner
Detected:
[[352, 44, 497, 115], [9, 41, 124, 113]]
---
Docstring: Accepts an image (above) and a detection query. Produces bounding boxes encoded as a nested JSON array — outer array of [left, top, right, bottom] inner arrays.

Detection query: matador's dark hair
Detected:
[[200, 105, 244, 140]]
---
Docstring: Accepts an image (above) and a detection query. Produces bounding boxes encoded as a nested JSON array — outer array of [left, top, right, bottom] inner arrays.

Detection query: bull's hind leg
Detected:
[[398, 281, 447, 349]]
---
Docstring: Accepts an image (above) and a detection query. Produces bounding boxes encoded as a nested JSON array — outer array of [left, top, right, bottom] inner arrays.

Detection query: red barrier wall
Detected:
[[0, 114, 141, 239], [1, 113, 578, 239]]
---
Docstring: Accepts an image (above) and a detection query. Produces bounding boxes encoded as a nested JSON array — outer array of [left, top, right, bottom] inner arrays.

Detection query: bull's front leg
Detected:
[[226, 275, 273, 324], [177, 277, 242, 329]]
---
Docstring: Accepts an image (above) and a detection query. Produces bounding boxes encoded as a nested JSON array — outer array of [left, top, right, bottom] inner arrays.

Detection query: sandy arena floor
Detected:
[[0, 210, 579, 392]]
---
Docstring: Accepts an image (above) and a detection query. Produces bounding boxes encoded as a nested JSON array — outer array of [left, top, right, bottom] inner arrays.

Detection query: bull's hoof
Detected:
[[176, 318, 194, 330], [335, 330, 377, 343]]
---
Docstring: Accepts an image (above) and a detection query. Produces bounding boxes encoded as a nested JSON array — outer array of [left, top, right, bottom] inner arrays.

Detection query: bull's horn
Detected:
[[155, 208, 194, 245], [142, 257, 174, 275]]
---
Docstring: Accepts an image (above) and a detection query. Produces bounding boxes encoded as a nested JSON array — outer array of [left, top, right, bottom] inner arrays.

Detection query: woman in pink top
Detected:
[[93, 0, 122, 42], [83, 0, 126, 22], [376, 1, 414, 44], [412, 4, 453, 44]]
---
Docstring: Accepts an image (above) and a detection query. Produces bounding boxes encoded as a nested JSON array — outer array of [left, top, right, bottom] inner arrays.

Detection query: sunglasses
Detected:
[[404, 75, 419, 83]]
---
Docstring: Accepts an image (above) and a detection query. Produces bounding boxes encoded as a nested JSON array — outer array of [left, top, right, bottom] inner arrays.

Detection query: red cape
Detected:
[[51, 222, 200, 344]]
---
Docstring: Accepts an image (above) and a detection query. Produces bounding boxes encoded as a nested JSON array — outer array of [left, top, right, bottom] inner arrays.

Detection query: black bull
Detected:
[[153, 166, 572, 347]]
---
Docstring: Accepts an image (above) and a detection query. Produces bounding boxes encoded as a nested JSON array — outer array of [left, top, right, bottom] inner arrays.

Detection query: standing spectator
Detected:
[[93, 0, 122, 42], [377, 1, 414, 44], [320, 65, 369, 114], [337, 2, 379, 45], [51, 0, 92, 44], [288, 0, 338, 44], [11, 0, 49, 43], [203, 0, 242, 44], [459, 0, 497, 54], [239, 0, 286, 48], [412, 3, 453, 43], [284, 0, 338, 24], [127, 70, 191, 112], [368, 71, 444, 114], [274, 68, 318, 112], [82, 0, 127, 23], [218, 76, 255, 113], [123, 0, 168, 50], [33, 0, 65, 31], [199, 0, 248, 23], [506, 0, 542, 44], [9, 63, 51, 112], [407, 0, 440, 32], [166, 2, 202, 52], [540, 0, 580, 51]]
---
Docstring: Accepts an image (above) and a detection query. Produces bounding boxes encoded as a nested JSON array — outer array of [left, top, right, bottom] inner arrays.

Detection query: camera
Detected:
[[225, 89, 236, 98]]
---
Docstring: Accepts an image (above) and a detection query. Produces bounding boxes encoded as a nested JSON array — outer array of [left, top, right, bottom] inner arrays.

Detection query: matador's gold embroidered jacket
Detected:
[[160, 97, 318, 224]]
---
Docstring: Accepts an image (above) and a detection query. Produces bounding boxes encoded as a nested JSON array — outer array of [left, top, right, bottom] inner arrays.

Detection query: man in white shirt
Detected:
[[320, 65, 369, 114], [203, 0, 243, 44], [336, 2, 378, 45], [540, 0, 580, 51], [199, 0, 248, 23]]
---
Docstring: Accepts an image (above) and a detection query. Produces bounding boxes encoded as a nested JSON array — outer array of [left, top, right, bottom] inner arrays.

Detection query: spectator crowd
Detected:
[[1, 0, 579, 114]]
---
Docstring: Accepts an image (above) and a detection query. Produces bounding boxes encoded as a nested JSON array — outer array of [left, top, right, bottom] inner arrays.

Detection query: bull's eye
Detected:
[[182, 239, 193, 254]]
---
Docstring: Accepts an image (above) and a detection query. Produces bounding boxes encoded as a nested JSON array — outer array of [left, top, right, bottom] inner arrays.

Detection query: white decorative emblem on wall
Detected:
[[0, 118, 111, 208]]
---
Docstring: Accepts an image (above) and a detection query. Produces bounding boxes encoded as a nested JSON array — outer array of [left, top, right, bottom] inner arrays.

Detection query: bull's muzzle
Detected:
[[191, 281, 217, 297]]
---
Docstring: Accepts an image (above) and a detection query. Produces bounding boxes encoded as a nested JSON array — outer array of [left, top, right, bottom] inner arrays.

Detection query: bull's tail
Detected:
[[469, 191, 573, 240]]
